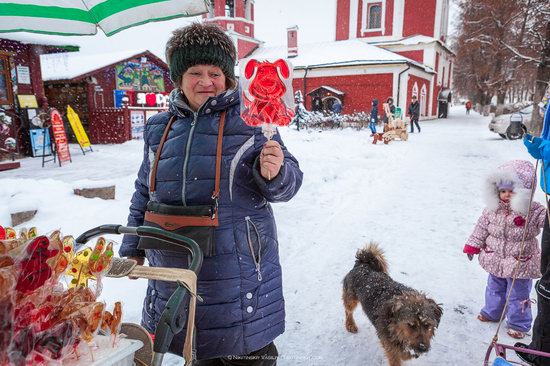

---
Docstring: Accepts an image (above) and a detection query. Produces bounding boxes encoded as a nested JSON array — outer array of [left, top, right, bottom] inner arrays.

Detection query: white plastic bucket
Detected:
[[63, 336, 143, 366]]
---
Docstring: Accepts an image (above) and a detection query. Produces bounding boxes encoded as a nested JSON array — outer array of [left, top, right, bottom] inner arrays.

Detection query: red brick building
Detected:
[[206, 0, 454, 119]]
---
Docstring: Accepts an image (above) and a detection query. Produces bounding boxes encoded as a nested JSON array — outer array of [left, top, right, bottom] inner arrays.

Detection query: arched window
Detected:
[[245, 0, 251, 19], [420, 84, 427, 116], [368, 4, 382, 29], [412, 82, 419, 99], [225, 0, 234, 17], [206, 1, 214, 18]]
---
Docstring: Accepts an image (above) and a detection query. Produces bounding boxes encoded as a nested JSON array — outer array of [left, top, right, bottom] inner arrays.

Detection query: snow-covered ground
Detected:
[[0, 106, 542, 365]]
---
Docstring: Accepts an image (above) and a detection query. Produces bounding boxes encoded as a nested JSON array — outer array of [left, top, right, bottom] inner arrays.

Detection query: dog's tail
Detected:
[[355, 242, 388, 273]]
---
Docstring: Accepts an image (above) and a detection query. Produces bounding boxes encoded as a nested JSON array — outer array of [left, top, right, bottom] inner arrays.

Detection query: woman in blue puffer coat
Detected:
[[120, 23, 303, 365]]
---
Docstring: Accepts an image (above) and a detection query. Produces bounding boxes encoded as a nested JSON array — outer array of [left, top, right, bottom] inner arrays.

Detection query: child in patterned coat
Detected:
[[464, 160, 546, 339]]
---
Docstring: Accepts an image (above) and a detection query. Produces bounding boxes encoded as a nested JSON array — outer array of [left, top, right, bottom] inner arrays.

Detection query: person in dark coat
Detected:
[[312, 97, 322, 112], [120, 23, 303, 365], [408, 95, 421, 133], [383, 97, 395, 125], [331, 99, 342, 114], [369, 99, 378, 136], [516, 107, 550, 365]]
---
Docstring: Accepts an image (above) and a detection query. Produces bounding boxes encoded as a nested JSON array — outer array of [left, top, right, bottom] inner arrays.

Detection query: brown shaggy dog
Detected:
[[342, 243, 443, 366]]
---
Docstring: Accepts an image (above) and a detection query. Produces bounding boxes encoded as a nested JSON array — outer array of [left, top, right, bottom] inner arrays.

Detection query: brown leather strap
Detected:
[[149, 112, 226, 200], [150, 115, 177, 193], [144, 211, 219, 230]]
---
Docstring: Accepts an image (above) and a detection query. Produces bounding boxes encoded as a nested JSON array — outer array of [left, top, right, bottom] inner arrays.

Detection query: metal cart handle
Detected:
[[76, 224, 203, 366], [75, 224, 202, 273]]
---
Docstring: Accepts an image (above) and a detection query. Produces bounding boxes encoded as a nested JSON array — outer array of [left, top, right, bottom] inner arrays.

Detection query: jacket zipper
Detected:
[[245, 216, 262, 281], [181, 112, 198, 205]]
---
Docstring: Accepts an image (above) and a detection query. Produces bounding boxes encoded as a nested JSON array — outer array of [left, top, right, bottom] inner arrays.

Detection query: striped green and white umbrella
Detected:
[[0, 0, 208, 36]]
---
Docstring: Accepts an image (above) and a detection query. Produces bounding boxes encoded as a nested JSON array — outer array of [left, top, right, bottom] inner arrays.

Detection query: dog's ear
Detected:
[[429, 300, 443, 327], [386, 299, 404, 320], [244, 59, 258, 79], [273, 59, 290, 79]]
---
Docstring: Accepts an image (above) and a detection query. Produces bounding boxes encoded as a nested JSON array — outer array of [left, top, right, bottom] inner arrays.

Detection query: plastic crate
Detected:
[[64, 336, 143, 366]]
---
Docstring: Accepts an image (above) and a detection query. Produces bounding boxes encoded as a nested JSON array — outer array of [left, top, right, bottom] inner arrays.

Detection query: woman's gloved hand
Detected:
[[524, 134, 543, 159]]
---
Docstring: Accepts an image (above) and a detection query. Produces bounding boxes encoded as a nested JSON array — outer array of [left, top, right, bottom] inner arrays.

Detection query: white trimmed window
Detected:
[[225, 0, 234, 17], [412, 82, 419, 98], [368, 4, 382, 29], [361, 0, 385, 33]]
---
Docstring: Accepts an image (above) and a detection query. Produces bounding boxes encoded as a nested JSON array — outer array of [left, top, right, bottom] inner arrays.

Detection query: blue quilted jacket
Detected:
[[120, 88, 303, 360]]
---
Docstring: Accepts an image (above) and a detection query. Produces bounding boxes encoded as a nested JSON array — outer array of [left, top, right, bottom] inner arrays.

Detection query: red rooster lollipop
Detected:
[[241, 59, 295, 140]]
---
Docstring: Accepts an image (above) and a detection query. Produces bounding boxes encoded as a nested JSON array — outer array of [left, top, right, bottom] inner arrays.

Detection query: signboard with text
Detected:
[[50, 109, 71, 166], [66, 105, 91, 150], [29, 129, 51, 157]]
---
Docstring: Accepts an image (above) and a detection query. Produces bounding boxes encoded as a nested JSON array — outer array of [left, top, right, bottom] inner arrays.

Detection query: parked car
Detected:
[[488, 104, 532, 140]]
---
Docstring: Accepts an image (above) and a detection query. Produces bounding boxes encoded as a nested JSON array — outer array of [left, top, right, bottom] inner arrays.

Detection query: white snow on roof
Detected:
[[0, 33, 80, 49], [40, 49, 164, 81], [311, 85, 344, 95], [373, 35, 454, 54], [247, 39, 432, 72]]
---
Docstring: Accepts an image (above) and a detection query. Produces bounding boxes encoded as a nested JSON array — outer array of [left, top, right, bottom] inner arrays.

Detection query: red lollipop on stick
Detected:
[[241, 59, 295, 140]]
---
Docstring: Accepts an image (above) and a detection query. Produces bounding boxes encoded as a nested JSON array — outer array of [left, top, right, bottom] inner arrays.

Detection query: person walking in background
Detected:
[[466, 100, 473, 115], [369, 99, 379, 136], [383, 97, 395, 125], [463, 160, 546, 340], [331, 99, 342, 115], [408, 95, 421, 133], [312, 97, 322, 112]]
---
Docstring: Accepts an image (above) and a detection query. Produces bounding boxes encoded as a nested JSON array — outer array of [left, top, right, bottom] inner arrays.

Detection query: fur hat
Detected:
[[484, 160, 535, 215], [165, 23, 237, 87]]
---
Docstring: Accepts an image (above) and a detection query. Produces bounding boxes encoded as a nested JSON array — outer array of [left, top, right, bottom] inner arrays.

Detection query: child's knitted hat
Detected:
[[496, 180, 514, 191]]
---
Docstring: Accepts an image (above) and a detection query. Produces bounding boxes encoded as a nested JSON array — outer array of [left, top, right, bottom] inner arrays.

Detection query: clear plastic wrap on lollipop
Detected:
[[240, 58, 295, 140]]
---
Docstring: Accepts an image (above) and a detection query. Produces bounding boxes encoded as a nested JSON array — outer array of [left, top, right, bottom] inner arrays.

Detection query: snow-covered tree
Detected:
[[453, 0, 549, 128]]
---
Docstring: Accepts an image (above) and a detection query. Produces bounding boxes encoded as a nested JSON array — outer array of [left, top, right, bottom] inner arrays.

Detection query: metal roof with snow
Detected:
[[0, 33, 80, 51], [247, 39, 434, 73], [40, 49, 166, 81], [308, 86, 345, 95]]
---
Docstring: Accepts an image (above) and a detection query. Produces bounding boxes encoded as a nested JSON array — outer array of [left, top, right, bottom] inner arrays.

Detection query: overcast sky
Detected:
[[6, 0, 459, 59]]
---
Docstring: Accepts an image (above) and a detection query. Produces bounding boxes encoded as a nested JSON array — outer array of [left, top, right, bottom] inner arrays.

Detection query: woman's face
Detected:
[[180, 65, 226, 111]]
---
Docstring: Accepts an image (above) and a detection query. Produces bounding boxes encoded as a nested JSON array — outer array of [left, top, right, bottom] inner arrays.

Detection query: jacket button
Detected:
[[205, 108, 211, 114], [246, 292, 253, 299], [246, 306, 253, 313], [211, 100, 217, 106]]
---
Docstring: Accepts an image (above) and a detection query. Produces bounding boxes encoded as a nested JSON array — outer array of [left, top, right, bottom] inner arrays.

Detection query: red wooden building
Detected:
[[41, 50, 173, 144], [206, 0, 454, 119], [0, 34, 79, 158]]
